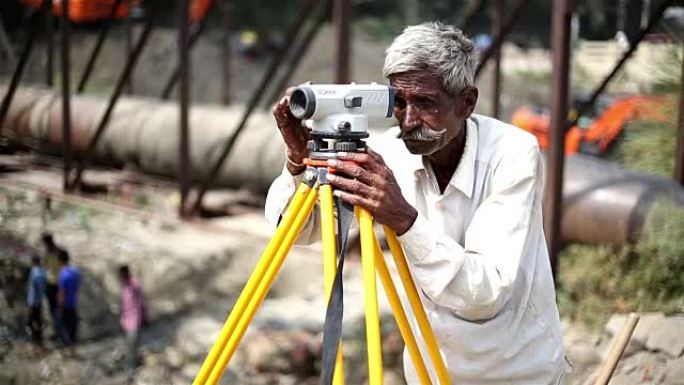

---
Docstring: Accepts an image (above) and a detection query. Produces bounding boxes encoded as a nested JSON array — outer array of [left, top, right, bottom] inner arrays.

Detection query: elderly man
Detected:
[[266, 22, 568, 385]]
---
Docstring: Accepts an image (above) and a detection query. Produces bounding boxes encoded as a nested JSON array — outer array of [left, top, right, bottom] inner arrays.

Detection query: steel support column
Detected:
[[222, 0, 234, 105], [191, 0, 322, 213], [178, 0, 191, 217], [0, 13, 39, 129], [265, 1, 330, 108], [334, 0, 351, 83], [491, 0, 503, 119], [76, 0, 124, 93], [475, 0, 530, 79], [160, 22, 206, 99], [461, 0, 487, 33], [546, 0, 574, 279], [70, 0, 158, 189], [42, 0, 54, 86], [676, 45, 684, 185], [60, 0, 73, 191]]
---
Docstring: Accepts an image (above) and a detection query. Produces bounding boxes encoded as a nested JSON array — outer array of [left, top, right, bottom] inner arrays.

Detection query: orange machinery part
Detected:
[[510, 106, 582, 155], [22, 0, 213, 24], [511, 95, 669, 155]]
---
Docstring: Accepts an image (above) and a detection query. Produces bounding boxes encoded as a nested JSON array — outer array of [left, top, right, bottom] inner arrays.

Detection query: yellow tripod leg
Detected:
[[373, 239, 433, 385], [357, 207, 383, 385], [383, 226, 452, 385], [205, 186, 319, 385], [319, 184, 345, 385], [193, 183, 313, 385]]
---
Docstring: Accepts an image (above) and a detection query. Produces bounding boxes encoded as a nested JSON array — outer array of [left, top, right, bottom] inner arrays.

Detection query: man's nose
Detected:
[[401, 104, 422, 130]]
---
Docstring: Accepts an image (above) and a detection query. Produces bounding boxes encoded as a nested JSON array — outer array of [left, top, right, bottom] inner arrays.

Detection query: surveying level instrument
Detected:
[[193, 84, 452, 385]]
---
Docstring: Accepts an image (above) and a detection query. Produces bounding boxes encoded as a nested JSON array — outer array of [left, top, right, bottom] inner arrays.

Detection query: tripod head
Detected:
[[289, 83, 395, 159]]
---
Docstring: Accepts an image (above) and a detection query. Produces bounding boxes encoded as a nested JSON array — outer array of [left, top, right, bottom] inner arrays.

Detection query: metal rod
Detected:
[[160, 22, 204, 100], [42, 0, 54, 86], [461, 0, 487, 33], [222, 0, 234, 105], [593, 313, 640, 385], [0, 18, 16, 70], [475, 0, 530, 79], [545, 0, 574, 279], [264, 1, 329, 108], [124, 2, 134, 94], [334, 0, 351, 83], [0, 12, 39, 129], [676, 44, 684, 185], [70, 0, 158, 190], [191, 0, 322, 213], [491, 0, 503, 119], [60, 0, 73, 191], [567, 0, 673, 130], [178, 0, 191, 217], [76, 0, 124, 93]]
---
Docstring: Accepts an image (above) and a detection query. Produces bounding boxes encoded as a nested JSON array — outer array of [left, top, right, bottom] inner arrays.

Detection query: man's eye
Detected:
[[394, 96, 406, 108], [416, 97, 436, 109]]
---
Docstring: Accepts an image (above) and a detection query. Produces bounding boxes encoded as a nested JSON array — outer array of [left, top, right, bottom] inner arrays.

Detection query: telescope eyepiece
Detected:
[[289, 87, 316, 119]]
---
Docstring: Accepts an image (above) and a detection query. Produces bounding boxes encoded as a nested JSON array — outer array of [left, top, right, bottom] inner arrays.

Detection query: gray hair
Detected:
[[383, 22, 478, 96]]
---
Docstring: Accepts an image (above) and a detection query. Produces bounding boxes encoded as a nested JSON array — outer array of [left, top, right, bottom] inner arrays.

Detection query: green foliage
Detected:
[[604, 101, 677, 177]]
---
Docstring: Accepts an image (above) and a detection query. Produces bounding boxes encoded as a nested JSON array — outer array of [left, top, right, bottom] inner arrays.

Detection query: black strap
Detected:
[[320, 199, 354, 385]]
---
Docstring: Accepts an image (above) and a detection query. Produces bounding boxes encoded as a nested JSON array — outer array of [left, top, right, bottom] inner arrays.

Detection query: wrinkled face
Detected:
[[389, 71, 469, 155]]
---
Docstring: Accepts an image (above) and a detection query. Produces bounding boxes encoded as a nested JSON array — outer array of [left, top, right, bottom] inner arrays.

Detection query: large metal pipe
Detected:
[[2, 85, 684, 245]]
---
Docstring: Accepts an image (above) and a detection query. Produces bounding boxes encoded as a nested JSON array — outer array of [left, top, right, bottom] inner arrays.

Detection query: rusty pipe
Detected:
[[2, 85, 684, 245]]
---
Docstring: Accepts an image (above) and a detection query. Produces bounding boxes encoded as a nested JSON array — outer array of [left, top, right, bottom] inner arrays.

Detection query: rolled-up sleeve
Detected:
[[264, 164, 321, 245], [398, 147, 542, 321]]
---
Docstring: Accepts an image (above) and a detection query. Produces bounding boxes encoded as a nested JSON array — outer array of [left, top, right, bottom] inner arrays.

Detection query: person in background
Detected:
[[26, 254, 47, 354], [57, 250, 80, 356], [41, 232, 63, 337], [119, 265, 147, 378]]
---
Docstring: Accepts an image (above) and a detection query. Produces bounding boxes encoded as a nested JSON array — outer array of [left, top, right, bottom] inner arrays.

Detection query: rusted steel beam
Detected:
[[70, 0, 158, 190], [461, 0, 487, 33], [676, 45, 684, 185], [191, 0, 322, 213], [178, 0, 191, 217], [160, 22, 205, 100], [42, 0, 54, 86], [545, 0, 574, 279], [475, 0, 530, 79], [334, 0, 351, 83], [491, 0, 503, 119], [0, 12, 40, 130], [124, 4, 134, 94], [264, 0, 329, 108], [76, 0, 124, 93], [567, 0, 674, 130], [222, 0, 234, 105], [60, 0, 73, 191]]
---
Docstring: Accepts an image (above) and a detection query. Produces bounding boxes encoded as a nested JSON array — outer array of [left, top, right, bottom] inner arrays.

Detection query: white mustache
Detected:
[[397, 126, 444, 141]]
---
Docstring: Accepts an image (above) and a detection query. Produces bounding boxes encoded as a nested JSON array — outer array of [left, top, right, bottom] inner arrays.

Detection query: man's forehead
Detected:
[[389, 71, 445, 95]]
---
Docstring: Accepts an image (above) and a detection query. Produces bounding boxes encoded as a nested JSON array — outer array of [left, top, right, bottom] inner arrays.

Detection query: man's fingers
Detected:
[[327, 173, 377, 199], [333, 189, 376, 212]]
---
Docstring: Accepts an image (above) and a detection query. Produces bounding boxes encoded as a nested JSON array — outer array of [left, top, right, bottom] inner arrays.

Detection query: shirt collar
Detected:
[[410, 117, 478, 199], [448, 117, 478, 198]]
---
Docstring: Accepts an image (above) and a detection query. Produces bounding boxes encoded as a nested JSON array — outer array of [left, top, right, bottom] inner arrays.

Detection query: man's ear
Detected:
[[457, 86, 478, 118]]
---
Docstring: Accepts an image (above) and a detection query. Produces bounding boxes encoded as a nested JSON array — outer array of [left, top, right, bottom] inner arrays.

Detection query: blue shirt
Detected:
[[58, 266, 81, 308], [27, 266, 47, 308]]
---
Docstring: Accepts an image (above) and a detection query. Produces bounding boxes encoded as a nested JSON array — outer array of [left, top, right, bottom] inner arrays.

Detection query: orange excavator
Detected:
[[21, 0, 213, 24], [511, 95, 669, 155]]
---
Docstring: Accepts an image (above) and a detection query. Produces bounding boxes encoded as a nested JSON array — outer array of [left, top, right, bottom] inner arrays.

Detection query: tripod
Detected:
[[193, 153, 452, 385]]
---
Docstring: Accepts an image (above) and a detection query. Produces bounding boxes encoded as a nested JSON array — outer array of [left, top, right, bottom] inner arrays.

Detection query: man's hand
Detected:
[[272, 87, 311, 175], [327, 149, 417, 235]]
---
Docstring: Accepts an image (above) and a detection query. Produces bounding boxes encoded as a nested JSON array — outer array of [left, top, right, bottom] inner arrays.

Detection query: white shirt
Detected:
[[265, 114, 567, 385]]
